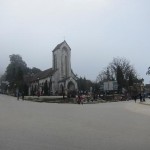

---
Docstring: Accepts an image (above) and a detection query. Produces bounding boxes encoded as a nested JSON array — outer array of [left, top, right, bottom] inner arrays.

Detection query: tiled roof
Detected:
[[24, 68, 55, 83]]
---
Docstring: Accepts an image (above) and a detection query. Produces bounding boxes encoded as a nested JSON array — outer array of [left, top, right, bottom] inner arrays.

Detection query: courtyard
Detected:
[[0, 94, 150, 150]]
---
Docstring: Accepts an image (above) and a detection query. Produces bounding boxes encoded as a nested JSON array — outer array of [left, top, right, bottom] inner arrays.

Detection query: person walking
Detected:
[[142, 93, 145, 102], [22, 91, 24, 100], [81, 96, 84, 105], [17, 91, 20, 100], [139, 93, 142, 102], [134, 95, 137, 103], [78, 94, 81, 104]]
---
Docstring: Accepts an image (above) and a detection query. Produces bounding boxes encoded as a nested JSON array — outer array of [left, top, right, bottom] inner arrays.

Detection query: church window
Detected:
[[65, 55, 68, 77], [54, 54, 57, 70]]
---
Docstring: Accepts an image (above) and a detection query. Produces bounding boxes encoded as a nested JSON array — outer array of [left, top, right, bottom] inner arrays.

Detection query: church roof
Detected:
[[33, 68, 55, 81], [53, 40, 71, 52], [24, 68, 56, 83]]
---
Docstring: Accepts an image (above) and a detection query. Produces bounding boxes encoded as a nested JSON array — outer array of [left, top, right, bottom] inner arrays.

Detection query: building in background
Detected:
[[100, 81, 118, 94]]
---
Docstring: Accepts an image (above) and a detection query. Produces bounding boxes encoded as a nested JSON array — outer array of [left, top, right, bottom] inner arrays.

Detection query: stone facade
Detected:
[[27, 41, 78, 96]]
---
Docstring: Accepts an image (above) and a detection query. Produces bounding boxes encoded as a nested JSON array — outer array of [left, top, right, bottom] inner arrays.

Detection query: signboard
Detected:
[[103, 81, 118, 91]]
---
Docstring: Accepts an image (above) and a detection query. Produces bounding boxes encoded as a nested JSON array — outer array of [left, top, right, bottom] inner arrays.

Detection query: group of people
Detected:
[[134, 93, 145, 103], [76, 94, 84, 104], [16, 90, 24, 100]]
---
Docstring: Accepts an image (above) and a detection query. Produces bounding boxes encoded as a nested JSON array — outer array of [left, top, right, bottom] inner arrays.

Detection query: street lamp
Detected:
[[37, 78, 39, 90], [37, 78, 40, 97], [7, 84, 10, 95]]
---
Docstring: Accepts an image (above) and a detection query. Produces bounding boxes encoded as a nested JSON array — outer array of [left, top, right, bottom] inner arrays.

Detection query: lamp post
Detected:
[[37, 78, 40, 97], [37, 78, 39, 90], [7, 84, 10, 95], [129, 86, 132, 99]]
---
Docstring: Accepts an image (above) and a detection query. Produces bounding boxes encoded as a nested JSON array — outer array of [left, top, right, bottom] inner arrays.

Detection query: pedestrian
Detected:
[[37, 90, 40, 97], [139, 93, 142, 102], [142, 93, 145, 102], [78, 94, 81, 104], [81, 98, 84, 105], [134, 95, 137, 103], [22, 91, 24, 100], [17, 91, 20, 100]]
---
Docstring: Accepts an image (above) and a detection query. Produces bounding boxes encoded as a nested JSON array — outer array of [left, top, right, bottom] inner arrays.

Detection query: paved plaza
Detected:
[[0, 94, 150, 150]]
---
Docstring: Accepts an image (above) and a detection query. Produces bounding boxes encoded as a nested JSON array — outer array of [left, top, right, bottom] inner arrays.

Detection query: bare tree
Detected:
[[96, 67, 114, 83], [108, 57, 138, 82], [97, 57, 139, 92], [146, 67, 150, 75]]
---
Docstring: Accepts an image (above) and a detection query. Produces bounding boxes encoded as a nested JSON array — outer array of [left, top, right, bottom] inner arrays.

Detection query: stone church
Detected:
[[27, 41, 78, 96]]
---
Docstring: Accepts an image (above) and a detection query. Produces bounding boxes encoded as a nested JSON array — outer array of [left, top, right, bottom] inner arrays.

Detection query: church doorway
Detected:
[[67, 81, 76, 97], [67, 81, 75, 91]]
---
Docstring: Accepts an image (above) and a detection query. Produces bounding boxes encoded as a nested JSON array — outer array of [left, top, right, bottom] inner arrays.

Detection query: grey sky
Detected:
[[0, 0, 150, 83]]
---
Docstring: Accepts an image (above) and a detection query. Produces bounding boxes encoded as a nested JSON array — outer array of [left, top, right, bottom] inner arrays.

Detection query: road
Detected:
[[0, 94, 150, 150]]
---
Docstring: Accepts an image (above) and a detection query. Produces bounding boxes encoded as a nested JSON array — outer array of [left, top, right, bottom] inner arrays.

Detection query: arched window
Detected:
[[61, 47, 68, 77], [54, 54, 57, 70], [61, 56, 63, 76], [65, 55, 68, 77]]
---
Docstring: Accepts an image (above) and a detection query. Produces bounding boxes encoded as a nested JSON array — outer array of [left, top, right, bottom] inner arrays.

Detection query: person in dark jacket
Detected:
[[134, 95, 137, 103], [22, 91, 24, 100], [139, 93, 142, 102]]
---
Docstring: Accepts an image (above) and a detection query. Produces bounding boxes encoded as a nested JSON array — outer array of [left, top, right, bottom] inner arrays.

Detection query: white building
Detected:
[[27, 41, 78, 96], [102, 81, 118, 91]]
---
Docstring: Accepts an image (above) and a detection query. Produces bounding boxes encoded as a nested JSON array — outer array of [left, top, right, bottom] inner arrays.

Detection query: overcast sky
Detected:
[[0, 0, 150, 83]]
